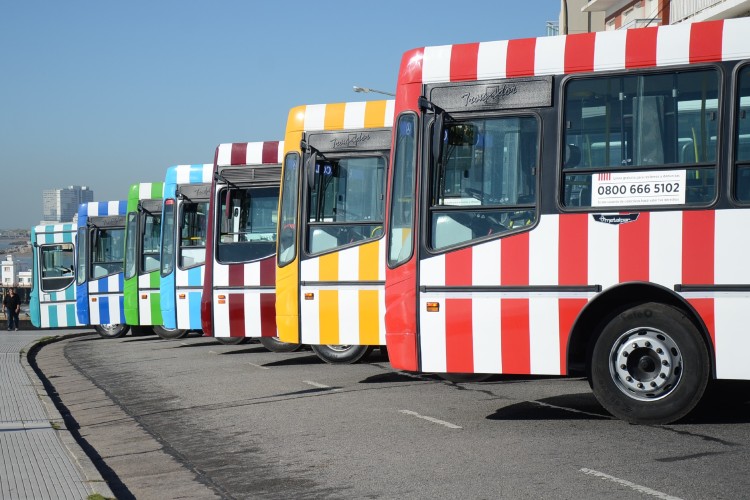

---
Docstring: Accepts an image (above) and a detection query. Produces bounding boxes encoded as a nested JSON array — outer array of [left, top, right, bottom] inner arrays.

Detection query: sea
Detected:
[[0, 239, 33, 271]]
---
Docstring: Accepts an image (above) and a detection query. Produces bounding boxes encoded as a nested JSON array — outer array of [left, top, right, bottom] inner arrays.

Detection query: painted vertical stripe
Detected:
[[477, 40, 508, 80], [364, 100, 387, 129], [619, 212, 649, 282], [625, 26, 658, 68], [262, 141, 280, 164], [690, 20, 724, 63], [318, 290, 339, 344], [559, 298, 587, 376], [359, 289, 380, 345], [229, 293, 246, 337], [449, 43, 479, 82], [338, 289, 359, 345], [649, 211, 682, 289], [358, 242, 380, 281], [565, 32, 596, 74], [445, 298, 474, 373], [445, 247, 472, 287], [682, 210, 714, 284], [501, 233, 529, 285], [529, 297, 560, 374], [559, 214, 588, 285], [260, 293, 276, 337], [506, 38, 536, 77], [344, 101, 366, 129], [501, 299, 530, 374], [323, 102, 346, 131], [472, 297, 502, 373]]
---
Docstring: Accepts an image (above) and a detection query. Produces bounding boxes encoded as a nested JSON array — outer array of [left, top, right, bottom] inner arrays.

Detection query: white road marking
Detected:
[[533, 400, 612, 419], [208, 350, 218, 355], [180, 342, 189, 346], [303, 380, 332, 389], [248, 362, 269, 370], [580, 468, 683, 500], [399, 410, 462, 429]]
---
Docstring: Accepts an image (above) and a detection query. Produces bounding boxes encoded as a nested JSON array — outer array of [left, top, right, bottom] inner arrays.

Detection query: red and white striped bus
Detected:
[[384, 18, 750, 424], [200, 141, 300, 352]]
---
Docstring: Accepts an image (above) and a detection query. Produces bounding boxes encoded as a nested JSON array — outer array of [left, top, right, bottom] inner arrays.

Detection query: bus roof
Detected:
[[77, 201, 128, 220], [214, 141, 283, 168], [164, 164, 213, 186], [397, 18, 750, 87], [284, 100, 395, 136]]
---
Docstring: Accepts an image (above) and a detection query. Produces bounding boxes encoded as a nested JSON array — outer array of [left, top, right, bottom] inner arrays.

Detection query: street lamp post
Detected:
[[352, 85, 395, 97]]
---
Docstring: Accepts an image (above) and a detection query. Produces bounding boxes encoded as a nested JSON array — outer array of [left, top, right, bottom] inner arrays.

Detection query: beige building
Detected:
[[581, 0, 750, 30]]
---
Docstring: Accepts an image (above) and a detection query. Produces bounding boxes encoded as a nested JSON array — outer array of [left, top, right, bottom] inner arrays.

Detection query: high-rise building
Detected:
[[41, 185, 94, 223]]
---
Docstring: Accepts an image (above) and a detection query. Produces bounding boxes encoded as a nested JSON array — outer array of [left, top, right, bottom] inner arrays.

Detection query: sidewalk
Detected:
[[0, 330, 113, 499]]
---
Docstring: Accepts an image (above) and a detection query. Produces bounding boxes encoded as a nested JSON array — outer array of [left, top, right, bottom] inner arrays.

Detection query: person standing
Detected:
[[3, 288, 21, 331]]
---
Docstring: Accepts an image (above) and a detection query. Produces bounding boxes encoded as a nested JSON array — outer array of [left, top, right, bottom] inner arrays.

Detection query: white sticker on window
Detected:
[[591, 170, 686, 207]]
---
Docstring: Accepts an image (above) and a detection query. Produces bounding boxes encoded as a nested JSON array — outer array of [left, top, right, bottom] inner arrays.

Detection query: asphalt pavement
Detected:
[[32, 332, 750, 499]]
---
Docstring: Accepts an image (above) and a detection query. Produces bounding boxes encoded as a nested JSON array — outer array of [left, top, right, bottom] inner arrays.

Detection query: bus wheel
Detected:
[[260, 337, 302, 353], [94, 324, 130, 339], [311, 344, 373, 364], [153, 325, 188, 340], [215, 337, 248, 345], [590, 302, 710, 425]]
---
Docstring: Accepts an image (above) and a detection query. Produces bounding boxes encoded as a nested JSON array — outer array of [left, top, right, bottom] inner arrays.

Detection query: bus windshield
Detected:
[[40, 243, 75, 291], [141, 212, 161, 273], [218, 186, 279, 264], [180, 200, 208, 268], [306, 155, 386, 254], [91, 227, 125, 278]]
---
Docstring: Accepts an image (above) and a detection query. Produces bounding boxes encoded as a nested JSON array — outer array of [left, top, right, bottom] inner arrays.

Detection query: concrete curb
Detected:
[[21, 332, 117, 500]]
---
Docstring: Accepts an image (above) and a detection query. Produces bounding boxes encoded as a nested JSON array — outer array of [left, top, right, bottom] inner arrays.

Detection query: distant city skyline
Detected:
[[41, 185, 94, 224]]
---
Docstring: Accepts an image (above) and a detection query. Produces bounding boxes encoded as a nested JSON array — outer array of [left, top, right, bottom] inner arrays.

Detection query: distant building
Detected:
[[42, 185, 94, 223], [560, 0, 605, 34], [581, 0, 750, 30], [18, 270, 31, 288], [2, 255, 18, 287]]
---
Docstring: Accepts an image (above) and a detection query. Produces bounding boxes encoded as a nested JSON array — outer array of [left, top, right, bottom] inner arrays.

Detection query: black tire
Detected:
[[590, 302, 710, 425], [152, 325, 188, 340], [259, 337, 302, 352], [311, 344, 374, 364], [94, 323, 129, 339], [215, 336, 248, 345]]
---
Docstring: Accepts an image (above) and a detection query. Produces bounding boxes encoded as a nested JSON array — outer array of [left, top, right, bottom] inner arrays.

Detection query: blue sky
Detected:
[[0, 1, 559, 230]]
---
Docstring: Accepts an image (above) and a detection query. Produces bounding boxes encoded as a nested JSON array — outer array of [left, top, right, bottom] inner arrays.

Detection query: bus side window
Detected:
[[735, 66, 750, 203]]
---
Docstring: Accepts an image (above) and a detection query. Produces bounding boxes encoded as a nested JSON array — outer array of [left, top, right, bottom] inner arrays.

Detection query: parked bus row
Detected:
[[28, 17, 750, 423]]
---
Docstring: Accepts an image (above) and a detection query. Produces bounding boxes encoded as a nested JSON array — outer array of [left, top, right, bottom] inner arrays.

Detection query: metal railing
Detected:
[[670, 0, 727, 23]]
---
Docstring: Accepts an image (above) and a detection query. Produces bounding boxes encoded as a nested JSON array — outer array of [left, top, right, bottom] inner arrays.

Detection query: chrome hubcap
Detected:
[[609, 327, 682, 401]]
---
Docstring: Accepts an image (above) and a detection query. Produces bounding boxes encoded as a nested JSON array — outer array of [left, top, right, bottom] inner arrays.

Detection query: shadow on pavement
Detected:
[[262, 354, 325, 367], [120, 336, 163, 343], [487, 393, 609, 421], [220, 346, 268, 355], [359, 372, 424, 384]]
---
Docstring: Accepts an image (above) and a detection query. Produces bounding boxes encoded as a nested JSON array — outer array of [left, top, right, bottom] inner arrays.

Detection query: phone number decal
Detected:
[[591, 170, 686, 207]]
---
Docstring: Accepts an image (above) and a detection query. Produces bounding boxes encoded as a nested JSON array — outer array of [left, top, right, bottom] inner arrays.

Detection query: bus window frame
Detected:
[[160, 198, 176, 278], [177, 198, 208, 271], [214, 184, 279, 266], [139, 207, 162, 276], [420, 108, 542, 257], [300, 151, 389, 259], [124, 212, 138, 281], [730, 61, 750, 206], [278, 152, 300, 268], [39, 242, 76, 292], [76, 227, 87, 286], [89, 225, 126, 281], [387, 111, 419, 269], [556, 63, 724, 213]]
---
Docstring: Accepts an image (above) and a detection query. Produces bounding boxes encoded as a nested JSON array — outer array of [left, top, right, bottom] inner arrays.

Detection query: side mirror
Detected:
[[224, 189, 232, 220], [432, 112, 445, 167], [305, 152, 316, 191]]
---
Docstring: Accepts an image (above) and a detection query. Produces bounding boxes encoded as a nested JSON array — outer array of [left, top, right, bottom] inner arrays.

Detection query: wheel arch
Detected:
[[565, 282, 716, 378]]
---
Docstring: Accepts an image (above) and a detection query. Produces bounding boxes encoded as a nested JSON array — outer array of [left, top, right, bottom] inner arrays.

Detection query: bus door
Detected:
[[298, 128, 391, 363], [415, 80, 546, 375], [30, 224, 80, 328], [172, 182, 210, 330], [211, 164, 281, 342], [76, 206, 128, 338]]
